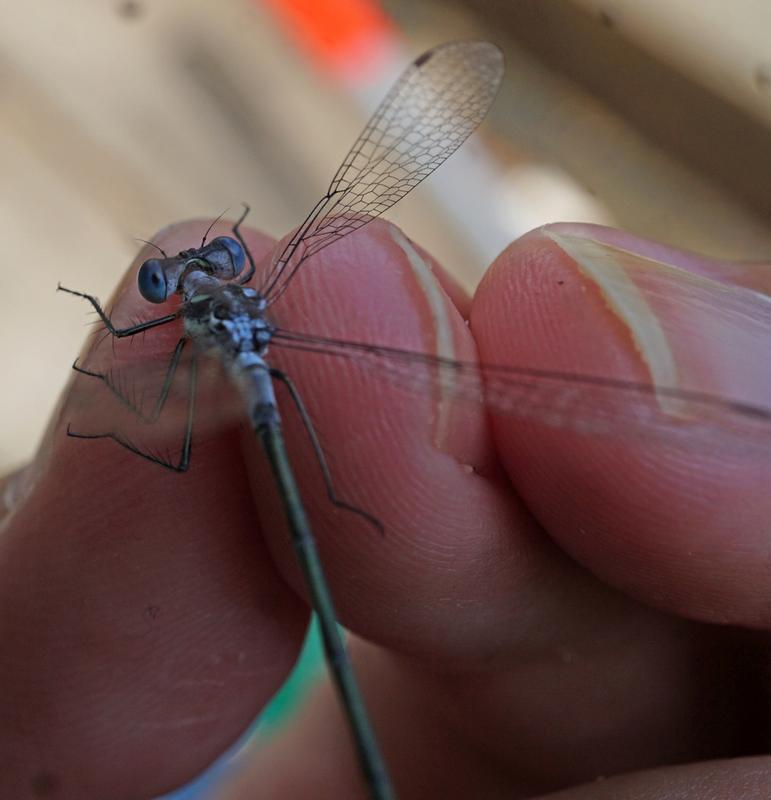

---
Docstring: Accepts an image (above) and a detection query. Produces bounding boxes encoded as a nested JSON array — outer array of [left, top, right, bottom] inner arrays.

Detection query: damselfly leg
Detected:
[[71, 337, 189, 424], [270, 367, 384, 534]]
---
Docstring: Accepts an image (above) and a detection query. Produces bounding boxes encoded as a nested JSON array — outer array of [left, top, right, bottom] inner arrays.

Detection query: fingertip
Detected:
[[249, 221, 547, 658], [0, 218, 308, 797], [470, 225, 771, 626]]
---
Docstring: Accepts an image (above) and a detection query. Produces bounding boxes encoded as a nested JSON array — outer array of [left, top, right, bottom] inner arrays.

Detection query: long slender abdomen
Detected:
[[229, 352, 280, 432]]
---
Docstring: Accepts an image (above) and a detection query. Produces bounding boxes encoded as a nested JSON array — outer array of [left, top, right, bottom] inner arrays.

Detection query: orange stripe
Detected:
[[262, 0, 394, 74]]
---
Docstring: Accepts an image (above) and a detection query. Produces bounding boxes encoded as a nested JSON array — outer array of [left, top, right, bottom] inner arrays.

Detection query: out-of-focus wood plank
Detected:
[[461, 0, 771, 230], [387, 0, 771, 256], [571, 0, 771, 127]]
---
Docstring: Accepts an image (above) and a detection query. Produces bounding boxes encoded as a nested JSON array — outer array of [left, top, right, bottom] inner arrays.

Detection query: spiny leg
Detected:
[[271, 368, 385, 535], [233, 204, 257, 286], [67, 350, 198, 472], [58, 284, 179, 337], [73, 337, 188, 422]]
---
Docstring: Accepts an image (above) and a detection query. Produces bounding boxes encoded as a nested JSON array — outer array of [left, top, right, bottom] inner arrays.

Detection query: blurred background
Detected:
[[1, 0, 771, 472], [1, 0, 770, 794]]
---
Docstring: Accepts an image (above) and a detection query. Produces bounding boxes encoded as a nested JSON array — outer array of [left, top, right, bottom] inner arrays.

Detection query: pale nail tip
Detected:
[[389, 224, 458, 447], [543, 229, 684, 416]]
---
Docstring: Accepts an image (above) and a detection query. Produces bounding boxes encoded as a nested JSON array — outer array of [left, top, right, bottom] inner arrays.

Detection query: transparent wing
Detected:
[[260, 40, 504, 302], [64, 321, 244, 469], [271, 330, 771, 458], [64, 320, 770, 469]]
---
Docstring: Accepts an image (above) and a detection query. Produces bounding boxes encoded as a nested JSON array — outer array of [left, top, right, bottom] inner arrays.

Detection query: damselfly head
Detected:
[[137, 236, 246, 304]]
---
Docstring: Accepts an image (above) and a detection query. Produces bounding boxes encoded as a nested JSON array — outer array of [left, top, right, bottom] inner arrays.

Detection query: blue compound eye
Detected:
[[137, 258, 168, 303], [211, 236, 245, 276]]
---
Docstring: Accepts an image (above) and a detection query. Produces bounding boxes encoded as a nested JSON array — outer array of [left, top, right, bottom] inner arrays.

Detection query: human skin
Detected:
[[0, 220, 769, 799]]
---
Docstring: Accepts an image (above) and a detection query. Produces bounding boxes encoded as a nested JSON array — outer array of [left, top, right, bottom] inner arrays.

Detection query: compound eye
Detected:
[[211, 236, 245, 276], [137, 258, 168, 303]]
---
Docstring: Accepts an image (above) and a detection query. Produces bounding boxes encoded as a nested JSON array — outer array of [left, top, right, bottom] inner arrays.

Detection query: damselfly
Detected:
[[59, 40, 770, 800]]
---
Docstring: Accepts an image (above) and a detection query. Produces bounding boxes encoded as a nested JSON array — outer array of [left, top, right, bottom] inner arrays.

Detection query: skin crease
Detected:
[[0, 219, 768, 799]]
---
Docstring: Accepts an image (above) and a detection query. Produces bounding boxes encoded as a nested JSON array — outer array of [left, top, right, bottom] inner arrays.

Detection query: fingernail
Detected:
[[543, 228, 770, 416]]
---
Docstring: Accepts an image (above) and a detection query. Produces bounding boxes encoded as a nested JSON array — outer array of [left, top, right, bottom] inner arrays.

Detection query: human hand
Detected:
[[1, 220, 769, 799]]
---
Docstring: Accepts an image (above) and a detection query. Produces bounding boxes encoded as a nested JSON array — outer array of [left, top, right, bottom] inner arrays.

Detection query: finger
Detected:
[[216, 624, 766, 799], [0, 221, 308, 800], [217, 642, 506, 800], [531, 755, 771, 800], [248, 218, 630, 663], [226, 732, 771, 800], [236, 222, 765, 796], [471, 224, 771, 627]]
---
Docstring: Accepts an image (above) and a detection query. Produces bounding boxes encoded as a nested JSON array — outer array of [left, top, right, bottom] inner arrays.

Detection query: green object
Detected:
[[159, 623, 326, 799], [255, 615, 325, 735]]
